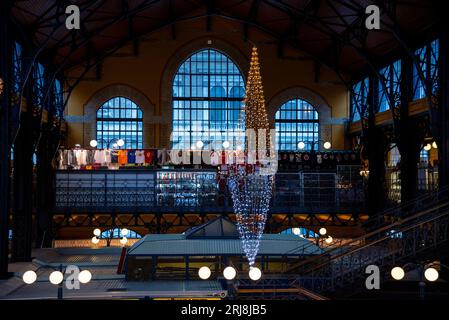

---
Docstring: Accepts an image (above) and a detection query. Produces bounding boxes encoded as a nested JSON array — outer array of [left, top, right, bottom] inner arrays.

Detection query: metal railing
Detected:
[[280, 185, 449, 272], [289, 200, 449, 297], [54, 166, 366, 214]]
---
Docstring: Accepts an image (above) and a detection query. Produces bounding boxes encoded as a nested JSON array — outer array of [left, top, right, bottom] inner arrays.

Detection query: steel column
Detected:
[[399, 56, 420, 202], [366, 76, 387, 217], [36, 129, 56, 248], [12, 111, 34, 261], [0, 0, 13, 278], [438, 24, 449, 188]]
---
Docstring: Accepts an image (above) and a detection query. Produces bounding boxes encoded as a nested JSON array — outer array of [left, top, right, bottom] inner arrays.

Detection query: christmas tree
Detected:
[[244, 46, 270, 155]]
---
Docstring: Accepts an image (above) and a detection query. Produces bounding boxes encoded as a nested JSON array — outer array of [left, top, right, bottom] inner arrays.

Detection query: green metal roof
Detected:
[[127, 233, 322, 256]]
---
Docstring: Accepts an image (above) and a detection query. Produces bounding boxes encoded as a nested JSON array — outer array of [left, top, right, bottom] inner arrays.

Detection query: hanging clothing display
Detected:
[[128, 150, 136, 164], [111, 150, 118, 164], [145, 150, 154, 164], [135, 150, 145, 164], [118, 149, 128, 165]]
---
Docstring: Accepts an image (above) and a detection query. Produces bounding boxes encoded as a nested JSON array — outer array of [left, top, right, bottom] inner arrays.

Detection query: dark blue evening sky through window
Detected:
[[96, 97, 143, 149], [275, 99, 319, 151], [172, 49, 245, 150]]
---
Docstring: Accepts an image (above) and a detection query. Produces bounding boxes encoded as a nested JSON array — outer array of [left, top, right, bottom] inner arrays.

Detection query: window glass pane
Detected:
[[172, 49, 245, 150], [96, 97, 144, 149], [275, 99, 319, 151]]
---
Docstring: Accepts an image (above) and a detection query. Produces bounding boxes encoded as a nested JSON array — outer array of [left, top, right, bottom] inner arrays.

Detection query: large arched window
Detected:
[[172, 49, 245, 150], [275, 98, 319, 151], [96, 97, 143, 149]]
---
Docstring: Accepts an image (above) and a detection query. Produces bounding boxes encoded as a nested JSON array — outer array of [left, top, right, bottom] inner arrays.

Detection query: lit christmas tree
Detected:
[[228, 46, 274, 270], [244, 46, 270, 155]]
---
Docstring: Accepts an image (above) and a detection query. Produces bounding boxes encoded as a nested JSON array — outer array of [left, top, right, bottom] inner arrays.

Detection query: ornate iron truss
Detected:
[[52, 212, 364, 235]]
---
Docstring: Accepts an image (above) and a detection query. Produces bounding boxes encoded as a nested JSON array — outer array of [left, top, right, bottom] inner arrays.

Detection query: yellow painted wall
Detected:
[[65, 18, 349, 149]]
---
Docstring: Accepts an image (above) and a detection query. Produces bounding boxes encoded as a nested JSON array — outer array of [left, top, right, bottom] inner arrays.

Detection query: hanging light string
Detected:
[[228, 46, 274, 267]]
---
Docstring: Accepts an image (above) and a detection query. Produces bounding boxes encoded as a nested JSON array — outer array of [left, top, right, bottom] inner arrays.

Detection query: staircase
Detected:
[[287, 188, 449, 298], [246, 187, 449, 299]]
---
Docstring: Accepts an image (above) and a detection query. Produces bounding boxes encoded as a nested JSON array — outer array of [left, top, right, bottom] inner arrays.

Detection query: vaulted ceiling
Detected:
[[10, 0, 441, 80]]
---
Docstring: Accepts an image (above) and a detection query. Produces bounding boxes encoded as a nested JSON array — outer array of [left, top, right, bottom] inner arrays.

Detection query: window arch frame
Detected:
[[171, 48, 246, 150], [96, 96, 144, 149], [275, 98, 320, 151]]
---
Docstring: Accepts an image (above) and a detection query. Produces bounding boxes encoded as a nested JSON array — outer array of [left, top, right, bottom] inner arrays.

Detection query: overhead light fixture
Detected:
[[49, 271, 64, 285], [248, 267, 262, 281], [116, 139, 125, 147], [323, 141, 332, 150], [222, 141, 230, 149], [424, 267, 439, 282], [359, 169, 370, 177], [292, 228, 301, 236], [319, 227, 327, 236], [121, 228, 129, 237], [391, 266, 405, 280], [432, 141, 438, 149], [120, 237, 128, 245], [89, 140, 98, 148], [198, 266, 211, 280], [196, 140, 204, 149], [91, 236, 100, 245], [223, 266, 237, 280], [424, 143, 432, 151], [78, 270, 92, 284], [325, 236, 333, 244], [22, 270, 37, 284], [297, 142, 306, 150], [93, 228, 101, 237]]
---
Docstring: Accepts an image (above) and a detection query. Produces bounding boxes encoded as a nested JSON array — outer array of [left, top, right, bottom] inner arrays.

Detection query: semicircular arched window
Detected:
[[100, 228, 142, 239], [275, 98, 319, 151], [172, 49, 245, 150], [96, 97, 143, 149]]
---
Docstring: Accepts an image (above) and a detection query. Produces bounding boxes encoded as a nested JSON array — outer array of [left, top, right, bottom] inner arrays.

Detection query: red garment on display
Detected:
[[144, 150, 154, 164]]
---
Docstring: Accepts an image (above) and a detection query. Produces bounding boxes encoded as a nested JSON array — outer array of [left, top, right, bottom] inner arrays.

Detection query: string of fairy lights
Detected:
[[228, 46, 275, 274]]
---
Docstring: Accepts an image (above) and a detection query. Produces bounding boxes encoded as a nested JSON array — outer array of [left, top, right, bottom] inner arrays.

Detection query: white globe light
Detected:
[[298, 142, 306, 150], [325, 236, 333, 244], [93, 228, 101, 237], [323, 141, 332, 150], [248, 267, 262, 281], [391, 266, 405, 280], [432, 141, 438, 149], [196, 140, 204, 148], [292, 228, 301, 235], [424, 267, 439, 282], [319, 227, 327, 236], [120, 237, 128, 245], [22, 270, 37, 284], [89, 140, 98, 148], [424, 143, 432, 151], [222, 141, 230, 149], [49, 271, 64, 285], [223, 266, 236, 280], [121, 228, 129, 237], [236, 145, 243, 151], [112, 143, 118, 149], [117, 139, 125, 147], [191, 144, 197, 150], [91, 236, 100, 245], [78, 270, 92, 284], [198, 266, 211, 280]]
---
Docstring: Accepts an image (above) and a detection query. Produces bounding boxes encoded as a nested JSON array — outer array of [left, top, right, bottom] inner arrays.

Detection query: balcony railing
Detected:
[[54, 166, 366, 214]]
